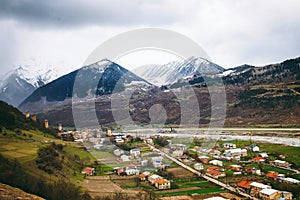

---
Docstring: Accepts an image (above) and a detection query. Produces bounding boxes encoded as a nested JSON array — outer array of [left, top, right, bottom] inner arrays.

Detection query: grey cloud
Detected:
[[0, 0, 178, 28]]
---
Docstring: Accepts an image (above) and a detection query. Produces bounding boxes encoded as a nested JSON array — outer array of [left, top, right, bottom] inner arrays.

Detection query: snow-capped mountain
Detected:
[[0, 66, 63, 107], [19, 59, 151, 112], [132, 56, 225, 85]]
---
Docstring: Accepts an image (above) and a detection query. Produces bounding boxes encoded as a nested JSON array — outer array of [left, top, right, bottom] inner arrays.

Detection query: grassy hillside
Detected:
[[0, 100, 96, 200]]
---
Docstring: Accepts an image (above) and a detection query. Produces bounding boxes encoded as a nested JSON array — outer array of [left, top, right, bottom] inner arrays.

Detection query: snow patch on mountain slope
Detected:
[[132, 56, 225, 85]]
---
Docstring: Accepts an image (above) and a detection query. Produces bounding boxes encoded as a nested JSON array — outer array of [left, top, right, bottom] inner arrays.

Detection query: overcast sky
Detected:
[[0, 0, 300, 77]]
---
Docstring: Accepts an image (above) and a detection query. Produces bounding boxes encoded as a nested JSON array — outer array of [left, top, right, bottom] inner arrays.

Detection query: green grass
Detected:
[[177, 181, 210, 188], [215, 140, 300, 168], [90, 150, 114, 159], [290, 174, 300, 180], [123, 185, 138, 189], [259, 144, 300, 168], [63, 145, 95, 161], [156, 186, 223, 197], [174, 178, 199, 184], [260, 165, 293, 175], [0, 129, 102, 182]]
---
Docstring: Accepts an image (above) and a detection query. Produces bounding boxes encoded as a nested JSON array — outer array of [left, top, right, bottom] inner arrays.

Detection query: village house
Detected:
[[251, 168, 262, 176], [81, 167, 95, 176], [207, 166, 220, 172], [154, 179, 171, 189], [281, 191, 293, 200], [250, 156, 265, 163], [209, 159, 223, 167], [259, 152, 269, 158], [259, 188, 280, 200], [139, 171, 151, 181], [113, 149, 124, 157], [233, 172, 242, 175], [125, 168, 139, 176], [282, 177, 300, 184], [130, 148, 140, 158], [194, 163, 204, 171], [193, 145, 201, 152], [115, 138, 125, 144], [265, 172, 280, 180], [139, 173, 147, 181], [223, 148, 247, 157], [141, 172, 171, 190], [152, 160, 165, 169], [148, 174, 162, 184], [209, 149, 221, 157], [114, 167, 124, 176], [251, 145, 260, 152], [198, 156, 209, 164], [206, 170, 226, 179], [249, 182, 271, 197], [140, 159, 148, 167], [241, 149, 248, 157], [279, 154, 286, 159], [172, 149, 184, 157], [222, 142, 236, 149], [120, 154, 130, 162], [145, 138, 154, 145], [237, 180, 253, 192], [272, 160, 291, 168], [252, 146, 260, 152], [200, 148, 211, 155], [150, 156, 164, 163], [227, 164, 242, 171]]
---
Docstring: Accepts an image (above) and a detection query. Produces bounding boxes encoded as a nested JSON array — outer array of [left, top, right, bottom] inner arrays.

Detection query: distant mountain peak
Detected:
[[19, 59, 151, 112], [0, 65, 63, 107], [96, 58, 113, 65], [133, 56, 225, 85]]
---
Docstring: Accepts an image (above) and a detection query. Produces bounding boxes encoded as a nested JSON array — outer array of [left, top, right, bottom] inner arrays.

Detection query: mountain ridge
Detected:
[[19, 59, 151, 112], [0, 66, 63, 107], [29, 56, 300, 127], [133, 56, 225, 85]]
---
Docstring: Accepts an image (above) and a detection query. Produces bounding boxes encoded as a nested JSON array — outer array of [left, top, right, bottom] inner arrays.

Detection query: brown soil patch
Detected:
[[81, 176, 141, 198], [167, 167, 196, 179]]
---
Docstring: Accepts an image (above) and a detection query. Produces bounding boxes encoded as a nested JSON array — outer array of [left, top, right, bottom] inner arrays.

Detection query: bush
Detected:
[[35, 143, 63, 174]]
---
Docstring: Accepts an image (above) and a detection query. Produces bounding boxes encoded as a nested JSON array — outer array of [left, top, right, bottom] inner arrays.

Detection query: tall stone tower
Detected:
[[107, 128, 112, 136], [31, 115, 37, 122], [58, 123, 63, 131], [25, 112, 30, 119], [44, 120, 49, 129]]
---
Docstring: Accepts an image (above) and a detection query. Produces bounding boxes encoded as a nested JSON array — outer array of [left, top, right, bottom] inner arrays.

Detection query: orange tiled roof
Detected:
[[266, 172, 279, 179], [245, 167, 253, 171], [139, 174, 146, 178], [81, 167, 94, 173], [207, 166, 219, 171], [199, 158, 208, 163], [206, 170, 224, 176], [237, 180, 253, 189], [154, 179, 169, 184], [252, 156, 264, 161]]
